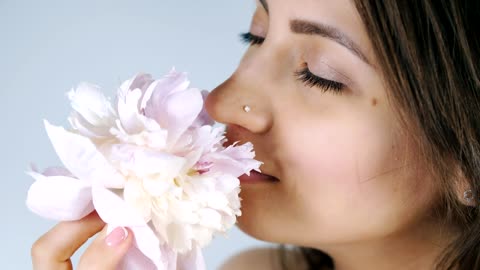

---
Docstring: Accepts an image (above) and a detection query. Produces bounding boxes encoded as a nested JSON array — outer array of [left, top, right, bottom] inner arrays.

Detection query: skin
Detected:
[[31, 212, 133, 270], [207, 0, 458, 269], [32, 0, 459, 269]]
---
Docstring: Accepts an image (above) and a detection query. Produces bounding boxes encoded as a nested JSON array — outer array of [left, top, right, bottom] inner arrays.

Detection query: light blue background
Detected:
[[0, 1, 272, 269]]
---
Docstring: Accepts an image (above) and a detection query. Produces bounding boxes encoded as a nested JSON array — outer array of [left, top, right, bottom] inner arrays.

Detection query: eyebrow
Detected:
[[257, 0, 371, 66], [291, 20, 371, 66], [258, 0, 269, 13]]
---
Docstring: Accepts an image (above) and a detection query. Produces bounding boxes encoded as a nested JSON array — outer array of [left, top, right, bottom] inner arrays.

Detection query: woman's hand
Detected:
[[31, 211, 134, 270]]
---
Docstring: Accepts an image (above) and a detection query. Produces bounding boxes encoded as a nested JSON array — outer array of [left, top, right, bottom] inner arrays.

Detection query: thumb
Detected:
[[78, 226, 134, 270]]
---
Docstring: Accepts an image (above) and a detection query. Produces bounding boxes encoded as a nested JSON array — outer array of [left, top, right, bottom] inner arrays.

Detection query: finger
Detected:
[[78, 226, 134, 270], [31, 211, 105, 270]]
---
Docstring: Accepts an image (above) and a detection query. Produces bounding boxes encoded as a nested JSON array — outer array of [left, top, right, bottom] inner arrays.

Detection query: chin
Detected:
[[234, 186, 287, 244]]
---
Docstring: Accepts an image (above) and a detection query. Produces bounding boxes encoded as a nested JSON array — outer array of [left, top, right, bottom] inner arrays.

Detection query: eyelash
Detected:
[[295, 67, 345, 93], [240, 32, 265, 45], [240, 32, 345, 94]]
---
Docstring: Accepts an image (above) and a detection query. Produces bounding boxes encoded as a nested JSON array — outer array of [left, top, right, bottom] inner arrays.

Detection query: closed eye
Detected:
[[240, 32, 265, 46], [295, 67, 345, 94]]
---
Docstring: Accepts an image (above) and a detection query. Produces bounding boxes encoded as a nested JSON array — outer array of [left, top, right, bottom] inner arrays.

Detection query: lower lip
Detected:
[[239, 170, 279, 184]]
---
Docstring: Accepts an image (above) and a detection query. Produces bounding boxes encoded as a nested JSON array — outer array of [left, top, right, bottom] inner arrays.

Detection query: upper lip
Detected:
[[255, 164, 276, 177]]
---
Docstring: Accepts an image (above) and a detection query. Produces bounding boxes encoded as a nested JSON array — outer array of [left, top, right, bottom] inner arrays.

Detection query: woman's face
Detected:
[[206, 0, 438, 249]]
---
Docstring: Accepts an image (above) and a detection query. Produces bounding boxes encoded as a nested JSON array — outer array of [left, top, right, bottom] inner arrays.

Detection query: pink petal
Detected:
[[44, 120, 125, 188], [164, 88, 203, 146], [41, 166, 73, 177], [113, 223, 177, 270], [143, 70, 191, 128], [191, 90, 214, 128], [134, 226, 178, 270], [177, 245, 206, 270], [26, 172, 93, 221], [202, 142, 263, 177], [120, 73, 154, 95], [117, 244, 157, 270], [117, 73, 154, 134]]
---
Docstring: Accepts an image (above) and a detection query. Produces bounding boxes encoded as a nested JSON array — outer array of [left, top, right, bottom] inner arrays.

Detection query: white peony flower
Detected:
[[26, 69, 262, 270]]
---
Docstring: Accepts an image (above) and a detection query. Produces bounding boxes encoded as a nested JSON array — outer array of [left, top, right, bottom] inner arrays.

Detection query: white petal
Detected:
[[139, 80, 161, 111], [68, 112, 112, 138], [44, 120, 125, 188], [151, 210, 170, 246], [130, 149, 186, 179], [92, 185, 145, 226], [169, 200, 199, 224], [68, 83, 116, 126], [117, 88, 145, 134], [26, 172, 93, 221], [191, 226, 214, 248], [177, 245, 206, 270], [181, 148, 203, 176], [205, 193, 230, 213], [197, 208, 222, 230], [166, 223, 193, 252], [123, 180, 152, 222], [142, 176, 172, 197], [215, 174, 240, 194]]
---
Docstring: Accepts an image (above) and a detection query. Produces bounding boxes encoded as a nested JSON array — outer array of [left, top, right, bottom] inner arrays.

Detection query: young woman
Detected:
[[31, 0, 479, 269]]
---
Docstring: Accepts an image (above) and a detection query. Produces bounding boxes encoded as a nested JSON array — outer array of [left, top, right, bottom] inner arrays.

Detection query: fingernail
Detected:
[[105, 227, 128, 246]]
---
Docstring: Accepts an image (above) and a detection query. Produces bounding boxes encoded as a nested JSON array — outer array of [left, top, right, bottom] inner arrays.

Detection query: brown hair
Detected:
[[287, 1, 480, 269]]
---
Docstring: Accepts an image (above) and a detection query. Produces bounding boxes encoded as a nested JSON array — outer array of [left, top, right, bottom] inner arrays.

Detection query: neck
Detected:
[[317, 220, 458, 270]]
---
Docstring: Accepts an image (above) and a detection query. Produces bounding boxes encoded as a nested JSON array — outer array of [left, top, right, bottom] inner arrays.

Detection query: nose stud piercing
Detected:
[[243, 105, 251, 113], [464, 189, 474, 203]]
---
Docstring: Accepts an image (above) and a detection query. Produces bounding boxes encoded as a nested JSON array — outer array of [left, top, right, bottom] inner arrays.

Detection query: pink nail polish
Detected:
[[105, 227, 128, 246]]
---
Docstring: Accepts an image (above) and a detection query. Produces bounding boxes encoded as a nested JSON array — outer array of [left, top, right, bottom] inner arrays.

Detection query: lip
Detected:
[[239, 170, 279, 184]]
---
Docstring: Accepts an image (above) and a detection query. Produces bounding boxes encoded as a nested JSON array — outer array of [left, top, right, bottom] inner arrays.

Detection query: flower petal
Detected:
[[68, 83, 116, 127], [164, 88, 203, 146], [117, 242, 157, 270], [44, 120, 125, 188], [143, 70, 191, 129], [191, 90, 214, 128], [119, 73, 154, 96], [201, 142, 263, 177], [40, 166, 73, 177], [123, 179, 152, 222], [68, 111, 112, 138], [117, 88, 145, 134], [92, 185, 145, 226], [124, 224, 177, 270], [106, 223, 176, 270], [26, 172, 93, 221], [166, 223, 193, 253], [129, 149, 186, 181], [177, 245, 206, 270]]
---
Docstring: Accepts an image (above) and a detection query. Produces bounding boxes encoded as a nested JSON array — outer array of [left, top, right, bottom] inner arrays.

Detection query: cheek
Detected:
[[284, 115, 398, 192], [280, 114, 432, 243]]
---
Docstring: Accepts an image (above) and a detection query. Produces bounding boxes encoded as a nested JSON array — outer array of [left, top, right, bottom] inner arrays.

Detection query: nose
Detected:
[[205, 69, 274, 135]]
